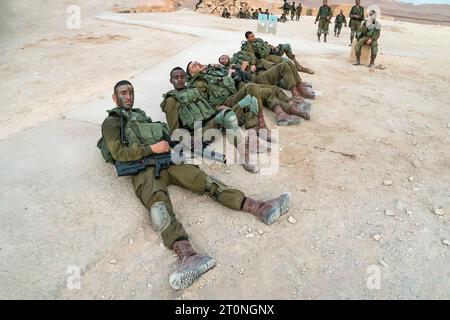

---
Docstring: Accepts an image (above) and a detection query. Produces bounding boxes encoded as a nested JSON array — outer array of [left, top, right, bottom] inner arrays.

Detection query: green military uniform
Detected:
[[355, 19, 381, 60], [240, 40, 301, 84], [99, 107, 245, 249], [160, 86, 257, 133], [315, 5, 333, 37], [349, 5, 365, 43], [334, 13, 347, 36], [290, 3, 296, 20], [296, 5, 302, 21], [281, 1, 291, 16]]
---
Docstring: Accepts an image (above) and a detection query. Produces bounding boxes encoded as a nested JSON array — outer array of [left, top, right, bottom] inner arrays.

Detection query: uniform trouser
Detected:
[[203, 103, 258, 131], [296, 13, 301, 20], [334, 23, 343, 34], [262, 56, 302, 84], [252, 62, 297, 89], [291, 12, 295, 19], [223, 83, 264, 129], [350, 19, 362, 41], [355, 36, 378, 58], [132, 164, 245, 249], [317, 18, 330, 35], [256, 84, 292, 114]]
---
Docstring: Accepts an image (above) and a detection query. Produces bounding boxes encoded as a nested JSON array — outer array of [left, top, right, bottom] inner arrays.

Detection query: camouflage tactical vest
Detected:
[[241, 38, 271, 59], [199, 66, 237, 106], [231, 51, 257, 70], [97, 108, 169, 163], [163, 87, 217, 130]]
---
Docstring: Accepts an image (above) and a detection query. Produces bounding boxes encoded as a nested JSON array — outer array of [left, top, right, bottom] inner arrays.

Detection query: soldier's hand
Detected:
[[151, 140, 170, 154], [250, 65, 257, 73], [227, 68, 236, 77], [366, 39, 372, 45], [216, 105, 230, 111]]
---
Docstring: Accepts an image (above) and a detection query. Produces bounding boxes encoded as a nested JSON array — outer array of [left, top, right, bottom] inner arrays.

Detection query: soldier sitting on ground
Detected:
[[222, 8, 231, 19], [161, 67, 264, 173], [98, 80, 292, 290], [218, 52, 312, 122], [241, 31, 316, 80]]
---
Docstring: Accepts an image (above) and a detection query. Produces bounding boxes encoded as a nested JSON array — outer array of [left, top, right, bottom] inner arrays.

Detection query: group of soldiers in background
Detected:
[[315, 0, 380, 67], [280, 1, 303, 22], [222, 2, 303, 22]]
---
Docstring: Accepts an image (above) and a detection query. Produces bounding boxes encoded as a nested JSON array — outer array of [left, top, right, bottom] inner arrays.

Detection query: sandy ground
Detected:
[[0, 2, 449, 300]]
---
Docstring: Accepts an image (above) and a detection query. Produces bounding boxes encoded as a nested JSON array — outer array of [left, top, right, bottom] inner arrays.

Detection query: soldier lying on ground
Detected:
[[186, 61, 307, 131], [98, 80, 292, 290], [161, 67, 264, 173], [241, 31, 315, 75], [218, 53, 312, 121]]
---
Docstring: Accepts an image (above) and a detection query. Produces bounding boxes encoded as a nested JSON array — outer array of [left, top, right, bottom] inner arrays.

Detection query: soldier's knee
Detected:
[[205, 175, 231, 200], [215, 109, 238, 130], [150, 201, 171, 232]]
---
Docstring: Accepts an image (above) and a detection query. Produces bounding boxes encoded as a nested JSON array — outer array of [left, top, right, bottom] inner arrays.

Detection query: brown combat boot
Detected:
[[169, 240, 216, 290], [353, 54, 361, 65], [274, 105, 301, 126], [290, 85, 302, 99], [297, 82, 316, 100], [369, 56, 376, 68], [256, 110, 272, 142], [288, 102, 311, 120], [242, 193, 291, 225]]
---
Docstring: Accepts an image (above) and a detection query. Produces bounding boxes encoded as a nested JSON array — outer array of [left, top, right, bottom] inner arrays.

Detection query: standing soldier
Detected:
[[296, 3, 303, 21], [349, 0, 365, 46], [315, 0, 333, 43], [280, 0, 291, 17], [354, 10, 381, 68], [334, 9, 347, 37], [290, 2, 296, 21]]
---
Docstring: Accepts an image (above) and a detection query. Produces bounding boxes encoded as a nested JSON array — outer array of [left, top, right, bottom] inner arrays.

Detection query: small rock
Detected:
[[225, 169, 231, 174], [383, 180, 393, 186], [288, 216, 297, 224], [412, 140, 418, 146], [412, 160, 422, 168], [245, 233, 255, 238], [408, 176, 414, 182], [384, 209, 395, 216], [433, 208, 444, 216], [109, 259, 117, 265], [373, 234, 383, 241], [442, 239, 450, 246], [257, 229, 264, 235], [378, 259, 388, 267], [128, 238, 134, 245], [447, 123, 450, 129], [147, 283, 153, 289], [405, 210, 413, 216]]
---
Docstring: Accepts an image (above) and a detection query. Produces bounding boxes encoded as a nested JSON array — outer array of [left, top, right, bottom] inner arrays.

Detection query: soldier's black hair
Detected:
[[170, 67, 185, 78], [244, 31, 253, 39], [114, 80, 133, 95], [186, 61, 193, 76]]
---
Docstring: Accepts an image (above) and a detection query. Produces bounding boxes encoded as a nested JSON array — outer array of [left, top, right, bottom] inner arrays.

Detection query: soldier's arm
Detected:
[[102, 117, 153, 162], [315, 9, 320, 22], [372, 28, 381, 41], [162, 97, 182, 133]]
